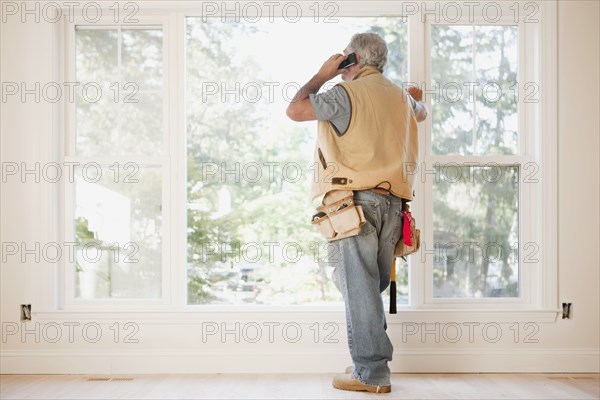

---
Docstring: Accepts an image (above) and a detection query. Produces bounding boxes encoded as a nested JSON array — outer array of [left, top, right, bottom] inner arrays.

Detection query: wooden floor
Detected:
[[1, 373, 599, 399]]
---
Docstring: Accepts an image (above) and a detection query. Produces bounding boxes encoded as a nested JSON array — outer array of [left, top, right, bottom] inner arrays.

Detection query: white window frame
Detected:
[[405, 1, 558, 320], [418, 17, 534, 308], [37, 0, 558, 323], [56, 13, 175, 310]]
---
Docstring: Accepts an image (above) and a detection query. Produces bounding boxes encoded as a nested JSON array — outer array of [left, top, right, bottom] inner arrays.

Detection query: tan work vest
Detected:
[[310, 66, 419, 202]]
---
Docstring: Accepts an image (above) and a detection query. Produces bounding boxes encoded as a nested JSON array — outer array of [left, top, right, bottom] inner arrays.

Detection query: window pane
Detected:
[[431, 25, 518, 155], [74, 166, 162, 299], [75, 28, 163, 156], [186, 17, 408, 305], [431, 25, 474, 155], [122, 29, 163, 90], [474, 26, 518, 155], [432, 165, 519, 298]]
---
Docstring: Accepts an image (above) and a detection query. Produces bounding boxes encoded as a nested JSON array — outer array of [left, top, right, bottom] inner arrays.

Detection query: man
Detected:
[[286, 32, 427, 394]]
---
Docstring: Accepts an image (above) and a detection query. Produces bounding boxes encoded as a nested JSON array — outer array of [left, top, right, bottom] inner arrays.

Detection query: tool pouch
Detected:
[[311, 190, 366, 242], [394, 203, 421, 258]]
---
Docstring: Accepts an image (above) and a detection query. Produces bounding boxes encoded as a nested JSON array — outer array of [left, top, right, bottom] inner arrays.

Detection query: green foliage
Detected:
[[75, 19, 520, 303], [75, 216, 95, 242], [185, 18, 409, 304]]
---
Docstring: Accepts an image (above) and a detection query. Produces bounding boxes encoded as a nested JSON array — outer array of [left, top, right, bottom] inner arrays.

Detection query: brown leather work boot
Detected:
[[332, 373, 392, 394]]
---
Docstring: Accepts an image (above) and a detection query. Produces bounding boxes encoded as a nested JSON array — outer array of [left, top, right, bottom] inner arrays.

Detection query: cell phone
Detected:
[[339, 53, 357, 69]]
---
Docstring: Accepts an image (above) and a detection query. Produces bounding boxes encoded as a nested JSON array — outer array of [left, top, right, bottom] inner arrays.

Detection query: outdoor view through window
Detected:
[[186, 17, 409, 305], [430, 25, 519, 298], [71, 18, 520, 306]]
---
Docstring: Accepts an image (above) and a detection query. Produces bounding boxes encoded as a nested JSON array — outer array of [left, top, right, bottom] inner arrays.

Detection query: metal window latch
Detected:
[[20, 304, 32, 321]]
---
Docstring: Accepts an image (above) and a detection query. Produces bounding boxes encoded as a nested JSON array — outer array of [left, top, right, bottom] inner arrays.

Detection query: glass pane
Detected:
[[118, 91, 163, 150], [432, 165, 519, 298], [122, 29, 163, 89], [431, 25, 518, 155], [75, 28, 163, 156], [74, 165, 162, 299], [475, 26, 518, 155], [186, 17, 409, 305], [75, 29, 118, 83], [431, 25, 474, 155]]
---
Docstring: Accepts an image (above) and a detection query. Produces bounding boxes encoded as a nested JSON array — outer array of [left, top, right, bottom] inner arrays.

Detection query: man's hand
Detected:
[[406, 85, 428, 122], [287, 54, 348, 121], [317, 53, 347, 81], [407, 86, 423, 102]]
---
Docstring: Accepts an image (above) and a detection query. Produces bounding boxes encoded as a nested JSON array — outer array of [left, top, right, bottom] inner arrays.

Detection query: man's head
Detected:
[[341, 32, 388, 81]]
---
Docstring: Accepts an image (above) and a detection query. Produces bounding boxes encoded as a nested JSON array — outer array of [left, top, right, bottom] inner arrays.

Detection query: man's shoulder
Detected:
[[308, 84, 352, 129], [312, 84, 350, 106]]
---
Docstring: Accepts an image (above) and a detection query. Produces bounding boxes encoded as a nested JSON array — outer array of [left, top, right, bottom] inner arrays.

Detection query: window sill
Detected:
[[32, 308, 561, 324]]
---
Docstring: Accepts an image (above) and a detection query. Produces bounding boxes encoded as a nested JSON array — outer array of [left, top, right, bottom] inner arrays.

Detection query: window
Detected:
[[431, 164, 519, 298], [185, 17, 409, 305], [57, 2, 557, 319], [431, 25, 518, 156], [418, 12, 550, 309], [64, 23, 168, 304], [429, 24, 520, 299]]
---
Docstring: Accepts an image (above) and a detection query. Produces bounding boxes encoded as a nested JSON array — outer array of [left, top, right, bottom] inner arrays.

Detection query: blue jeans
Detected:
[[331, 189, 404, 386]]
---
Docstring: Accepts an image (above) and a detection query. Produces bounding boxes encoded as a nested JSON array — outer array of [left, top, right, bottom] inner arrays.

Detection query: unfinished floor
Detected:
[[1, 373, 599, 399]]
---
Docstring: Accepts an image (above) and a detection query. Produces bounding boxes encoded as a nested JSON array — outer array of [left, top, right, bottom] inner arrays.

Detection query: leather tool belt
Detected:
[[311, 190, 366, 242]]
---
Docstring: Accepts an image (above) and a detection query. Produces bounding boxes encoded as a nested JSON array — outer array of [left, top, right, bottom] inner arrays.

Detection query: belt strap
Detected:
[[370, 188, 390, 196]]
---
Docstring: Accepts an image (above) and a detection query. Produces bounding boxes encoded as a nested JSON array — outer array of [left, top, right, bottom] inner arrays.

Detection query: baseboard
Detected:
[[391, 348, 600, 373], [1, 348, 598, 374]]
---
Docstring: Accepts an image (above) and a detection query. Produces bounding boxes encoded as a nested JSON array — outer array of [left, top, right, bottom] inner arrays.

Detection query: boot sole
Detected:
[[333, 380, 392, 393]]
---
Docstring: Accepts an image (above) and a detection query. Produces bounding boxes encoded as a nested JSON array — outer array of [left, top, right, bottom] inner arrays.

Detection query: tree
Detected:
[[185, 17, 409, 304], [431, 25, 519, 298]]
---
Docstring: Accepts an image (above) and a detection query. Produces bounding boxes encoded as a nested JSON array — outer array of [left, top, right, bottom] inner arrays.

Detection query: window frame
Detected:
[[58, 14, 174, 309], [418, 16, 532, 308], [39, 1, 558, 323], [407, 3, 557, 316]]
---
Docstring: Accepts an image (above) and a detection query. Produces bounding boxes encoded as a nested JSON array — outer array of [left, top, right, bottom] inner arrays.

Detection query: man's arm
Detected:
[[407, 86, 428, 123], [286, 54, 347, 122]]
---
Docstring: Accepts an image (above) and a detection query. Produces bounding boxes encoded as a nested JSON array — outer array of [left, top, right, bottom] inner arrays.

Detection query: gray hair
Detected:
[[347, 33, 388, 72]]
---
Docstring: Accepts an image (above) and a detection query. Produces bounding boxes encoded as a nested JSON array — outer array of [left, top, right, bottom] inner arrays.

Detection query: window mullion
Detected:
[[421, 15, 434, 308], [117, 26, 122, 145], [408, 14, 427, 309], [170, 12, 187, 308], [472, 25, 477, 155]]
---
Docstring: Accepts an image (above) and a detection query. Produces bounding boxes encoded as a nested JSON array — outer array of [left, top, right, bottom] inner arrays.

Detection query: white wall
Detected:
[[1, 0, 598, 373], [555, 0, 600, 355]]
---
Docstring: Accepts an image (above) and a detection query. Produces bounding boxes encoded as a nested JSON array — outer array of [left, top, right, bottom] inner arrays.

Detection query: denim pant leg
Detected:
[[331, 190, 404, 387]]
